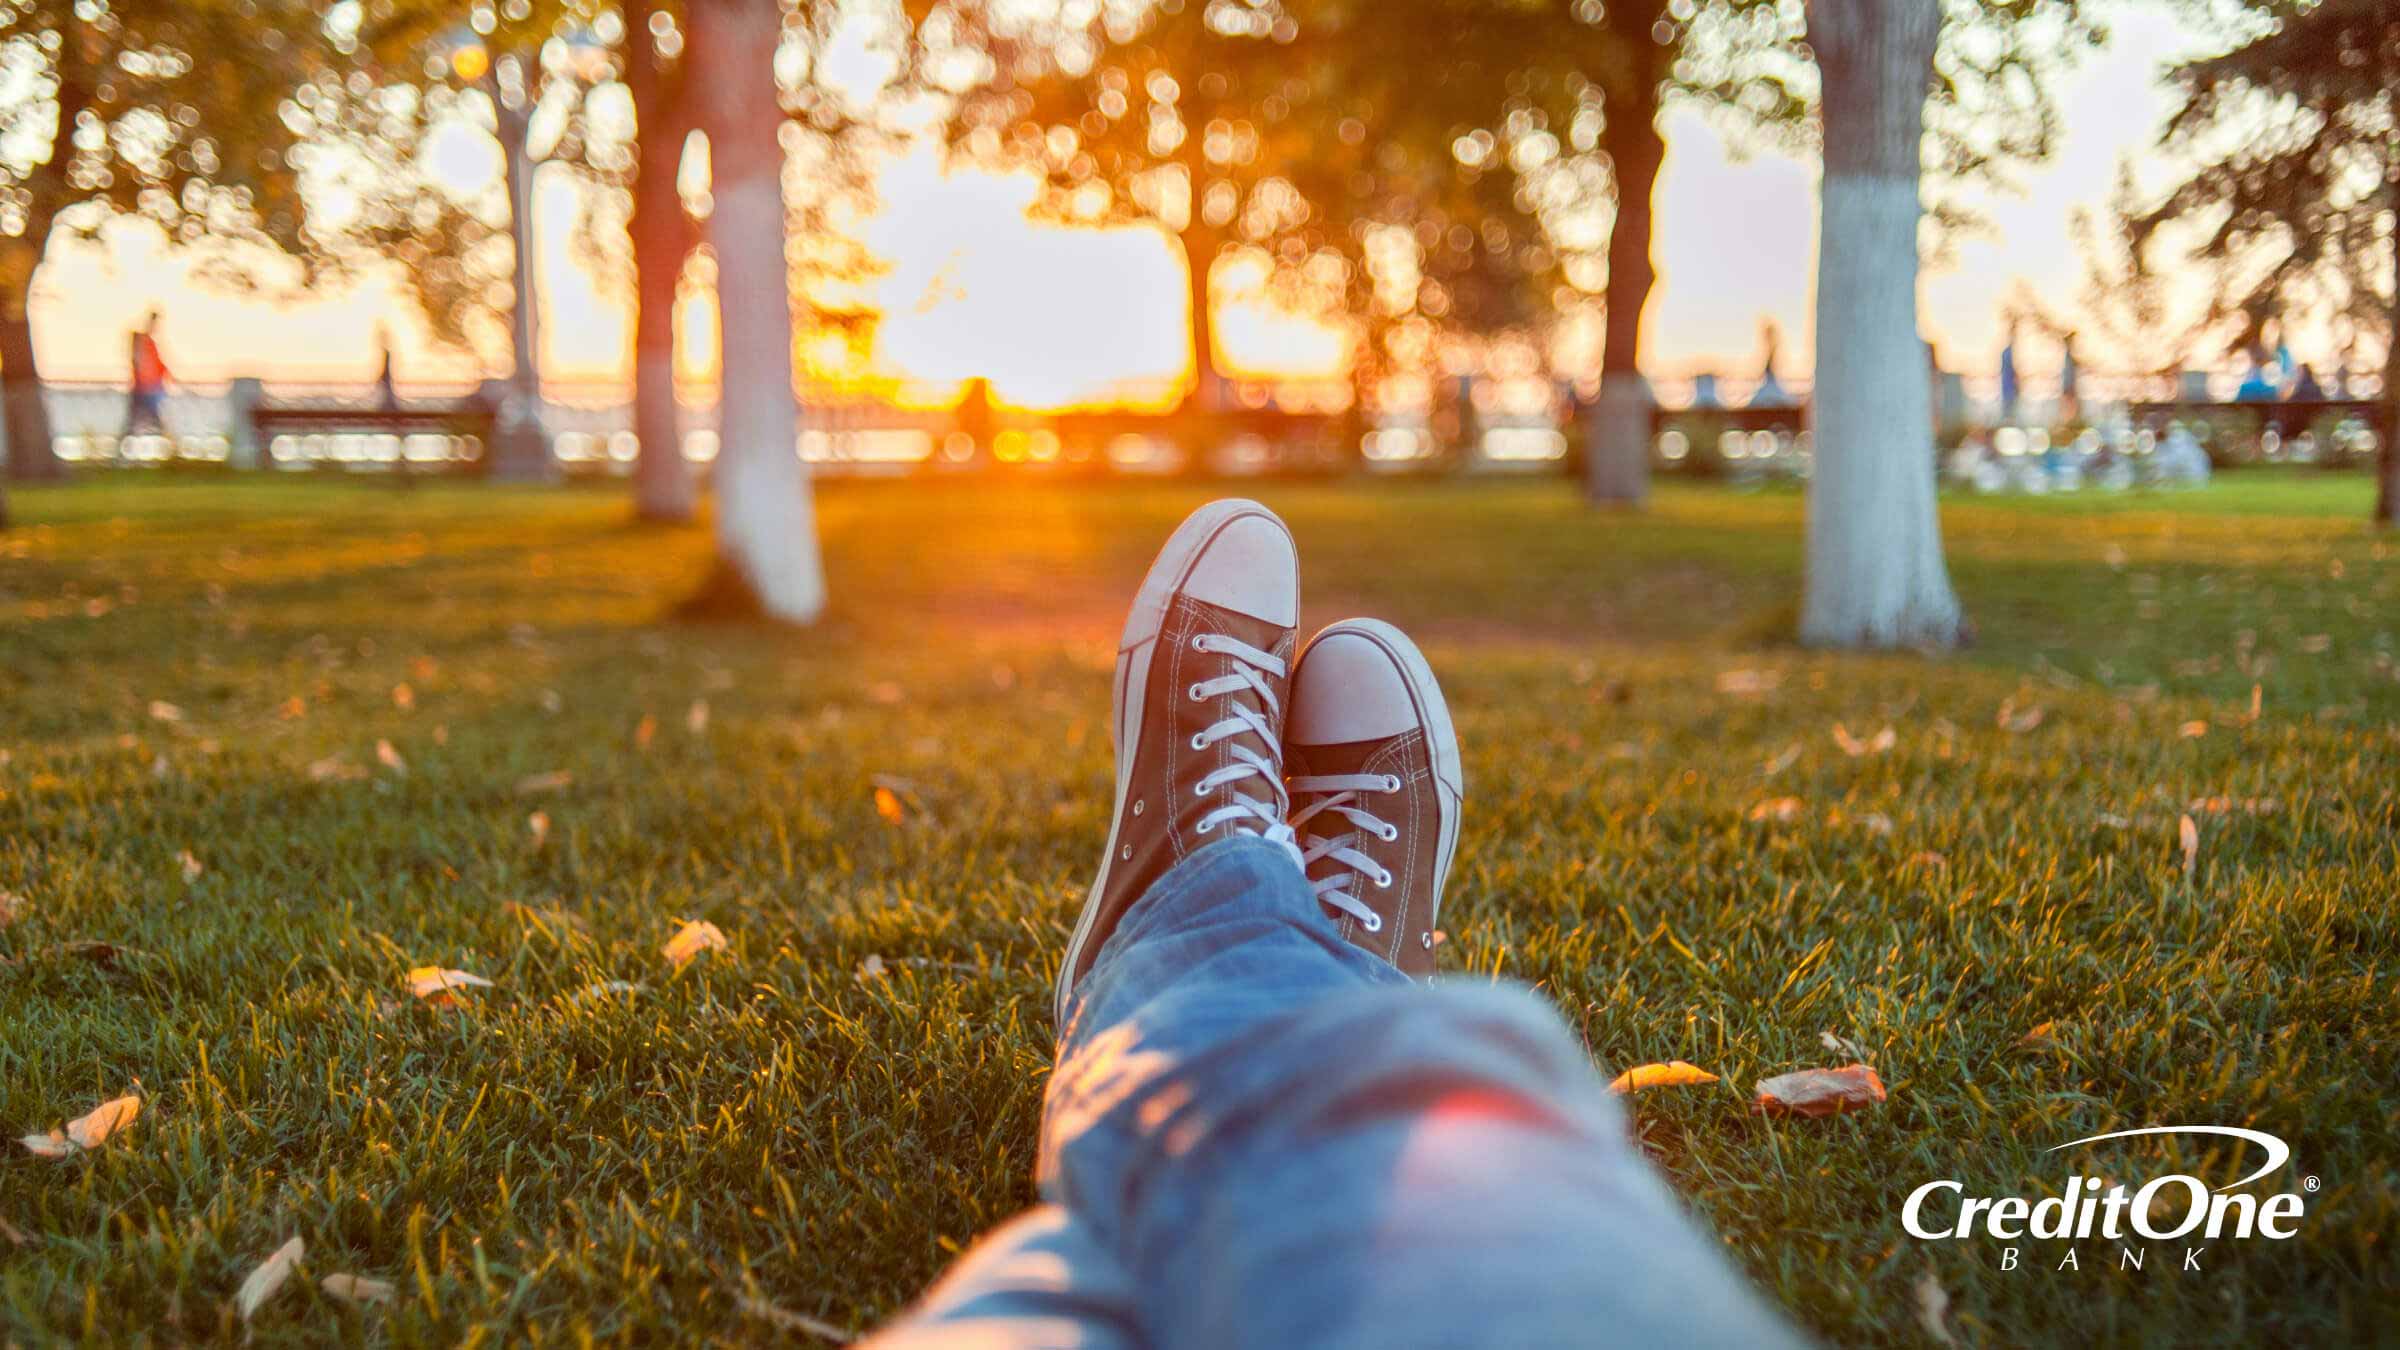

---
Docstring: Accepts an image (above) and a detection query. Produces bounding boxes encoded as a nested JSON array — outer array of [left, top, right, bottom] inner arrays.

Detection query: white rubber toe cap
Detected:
[[1288, 631, 1416, 743], [1181, 512, 1299, 628]]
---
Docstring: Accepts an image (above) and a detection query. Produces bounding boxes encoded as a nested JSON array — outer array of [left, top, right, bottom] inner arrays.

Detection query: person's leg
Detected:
[[859, 1206, 1143, 1350]]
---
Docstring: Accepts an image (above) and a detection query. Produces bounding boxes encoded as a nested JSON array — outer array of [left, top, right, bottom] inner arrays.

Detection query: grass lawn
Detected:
[[2, 472, 2394, 1345]]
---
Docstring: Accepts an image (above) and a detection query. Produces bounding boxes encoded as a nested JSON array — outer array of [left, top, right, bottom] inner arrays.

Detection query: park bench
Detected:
[[2124, 397, 2389, 440], [1648, 402, 1807, 436], [245, 397, 498, 472]]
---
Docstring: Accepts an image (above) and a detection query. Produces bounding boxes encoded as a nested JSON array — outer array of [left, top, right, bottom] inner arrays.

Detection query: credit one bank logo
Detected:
[[1900, 1127, 2313, 1271]]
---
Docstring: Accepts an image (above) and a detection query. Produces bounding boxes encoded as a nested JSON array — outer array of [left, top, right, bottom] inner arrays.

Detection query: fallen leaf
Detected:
[[662, 919, 727, 970], [1715, 668, 1781, 697], [1753, 1065, 1886, 1118], [19, 1131, 72, 1159], [0, 890, 25, 929], [2179, 814, 2200, 879], [391, 682, 416, 711], [873, 785, 905, 825], [375, 739, 407, 776], [405, 966, 494, 1002], [1818, 1030, 1872, 1063], [1832, 724, 1896, 757], [0, 1213, 31, 1247], [236, 1236, 304, 1320], [2017, 1020, 2059, 1047], [515, 769, 573, 795], [2095, 811, 2133, 830], [177, 849, 204, 882], [66, 1095, 139, 1148], [320, 1273, 395, 1305], [2298, 633, 2331, 654], [277, 696, 307, 720], [1760, 745, 1801, 776], [1747, 797, 1804, 824], [147, 700, 183, 723], [1998, 701, 2046, 734], [307, 754, 367, 783], [857, 953, 889, 981], [1607, 1060, 1718, 1093], [2178, 720, 2210, 739], [687, 699, 710, 734], [527, 811, 550, 848], [1856, 811, 1895, 836], [1914, 1268, 1957, 1348], [634, 714, 658, 750]]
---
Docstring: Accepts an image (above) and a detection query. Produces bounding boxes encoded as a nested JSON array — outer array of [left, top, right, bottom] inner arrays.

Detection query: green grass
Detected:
[[1, 473, 2394, 1345]]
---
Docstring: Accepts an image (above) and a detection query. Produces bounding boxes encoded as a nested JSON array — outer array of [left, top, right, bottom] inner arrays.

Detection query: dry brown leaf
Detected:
[[1832, 724, 1896, 757], [634, 714, 658, 750], [2179, 814, 2200, 879], [857, 953, 889, 981], [1914, 1268, 1957, 1347], [375, 739, 407, 776], [1761, 745, 1801, 776], [0, 890, 25, 930], [687, 698, 711, 734], [391, 683, 416, 711], [405, 967, 494, 1002], [177, 849, 204, 882], [873, 786, 905, 825], [1714, 668, 1781, 697], [2017, 1020, 2059, 1047], [1818, 1030, 1872, 1063], [2178, 720, 2210, 739], [23, 1094, 142, 1158], [277, 695, 307, 720], [321, 1273, 396, 1305], [0, 1212, 31, 1247], [515, 769, 574, 795], [1607, 1060, 1719, 1093], [1997, 700, 2046, 734], [236, 1236, 304, 1320], [1753, 1065, 1887, 1118], [19, 1130, 72, 1159], [1747, 797, 1804, 824], [526, 810, 552, 850], [662, 919, 728, 970], [308, 754, 367, 783], [147, 700, 183, 723]]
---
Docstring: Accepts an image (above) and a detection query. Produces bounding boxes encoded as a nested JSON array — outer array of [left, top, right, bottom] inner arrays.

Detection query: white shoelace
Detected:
[[1185, 632, 1299, 857], [1287, 771, 1403, 932]]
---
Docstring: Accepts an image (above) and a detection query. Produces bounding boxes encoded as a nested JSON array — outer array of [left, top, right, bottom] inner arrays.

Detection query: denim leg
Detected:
[[1042, 835, 1807, 1349], [858, 1205, 1145, 1350]]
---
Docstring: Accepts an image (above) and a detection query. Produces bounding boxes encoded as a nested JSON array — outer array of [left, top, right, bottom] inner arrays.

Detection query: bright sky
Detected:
[[29, 1, 2222, 402]]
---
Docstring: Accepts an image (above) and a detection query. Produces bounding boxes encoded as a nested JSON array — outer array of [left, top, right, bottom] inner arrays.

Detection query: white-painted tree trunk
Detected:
[[688, 0, 825, 623], [1800, 0, 1963, 649]]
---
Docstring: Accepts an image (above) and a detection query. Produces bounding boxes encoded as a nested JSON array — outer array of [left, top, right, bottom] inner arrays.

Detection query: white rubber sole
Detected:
[[1054, 499, 1296, 1028], [1295, 618, 1464, 954]]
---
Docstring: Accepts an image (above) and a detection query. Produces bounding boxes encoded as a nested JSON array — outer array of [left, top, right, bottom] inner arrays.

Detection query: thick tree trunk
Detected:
[[2378, 212, 2398, 528], [1798, 0, 1963, 649], [486, 90, 554, 481], [688, 0, 826, 623], [626, 2, 697, 523], [0, 277, 60, 483], [1585, 44, 1665, 506]]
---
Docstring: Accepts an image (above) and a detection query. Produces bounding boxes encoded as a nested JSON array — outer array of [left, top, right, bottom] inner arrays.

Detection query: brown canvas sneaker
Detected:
[[1284, 619, 1464, 976], [1054, 499, 1301, 1027]]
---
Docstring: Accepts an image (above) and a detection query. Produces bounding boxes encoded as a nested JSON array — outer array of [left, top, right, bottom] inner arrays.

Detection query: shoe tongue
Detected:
[[1182, 595, 1291, 657], [1286, 737, 1388, 776]]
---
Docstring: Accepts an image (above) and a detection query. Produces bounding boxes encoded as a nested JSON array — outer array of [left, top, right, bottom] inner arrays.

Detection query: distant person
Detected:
[[1690, 371, 1723, 410], [1997, 318, 2021, 425], [2288, 362, 2325, 403], [2235, 350, 2278, 403], [373, 326, 400, 412], [862, 500, 1806, 1350], [124, 310, 171, 439], [1750, 319, 1792, 408]]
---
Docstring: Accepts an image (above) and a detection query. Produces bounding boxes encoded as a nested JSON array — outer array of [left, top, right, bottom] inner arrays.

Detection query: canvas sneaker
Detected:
[[1054, 499, 1302, 1027], [1284, 619, 1464, 975]]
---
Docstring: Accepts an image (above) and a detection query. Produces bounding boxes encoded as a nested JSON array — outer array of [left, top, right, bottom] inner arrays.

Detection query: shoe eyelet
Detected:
[[1189, 634, 1209, 651], [1363, 914, 1383, 933], [1190, 732, 1208, 750], [1196, 819, 1214, 835], [1188, 683, 1205, 700], [1194, 781, 1213, 796], [1380, 824, 1399, 841], [1383, 775, 1402, 792], [1375, 870, 1393, 889]]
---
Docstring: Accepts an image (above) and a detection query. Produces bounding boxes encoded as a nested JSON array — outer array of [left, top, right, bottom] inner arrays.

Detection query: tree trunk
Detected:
[[0, 275, 60, 483], [1183, 221, 1221, 412], [1585, 40, 1665, 506], [2378, 201, 2398, 528], [485, 87, 554, 480], [626, 0, 697, 522], [1798, 0, 1963, 649], [688, 0, 826, 623]]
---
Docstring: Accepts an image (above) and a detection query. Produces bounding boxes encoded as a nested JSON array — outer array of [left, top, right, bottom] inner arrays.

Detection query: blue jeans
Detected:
[[865, 837, 1805, 1349]]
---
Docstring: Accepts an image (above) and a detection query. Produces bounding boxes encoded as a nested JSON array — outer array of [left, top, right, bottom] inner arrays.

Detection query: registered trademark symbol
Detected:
[[2304, 1176, 2320, 1192]]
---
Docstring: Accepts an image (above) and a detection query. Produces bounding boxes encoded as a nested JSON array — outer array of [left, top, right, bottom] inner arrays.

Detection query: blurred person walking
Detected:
[[123, 311, 172, 441]]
